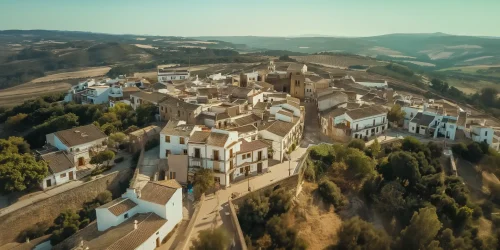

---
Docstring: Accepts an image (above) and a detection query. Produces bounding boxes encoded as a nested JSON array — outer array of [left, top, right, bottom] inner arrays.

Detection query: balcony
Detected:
[[352, 122, 388, 133]]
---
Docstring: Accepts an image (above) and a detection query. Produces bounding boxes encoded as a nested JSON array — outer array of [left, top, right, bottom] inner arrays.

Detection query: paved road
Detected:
[[186, 145, 309, 249]]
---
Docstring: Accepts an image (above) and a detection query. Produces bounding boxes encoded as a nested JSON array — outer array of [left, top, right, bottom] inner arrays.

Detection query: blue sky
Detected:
[[0, 0, 498, 37]]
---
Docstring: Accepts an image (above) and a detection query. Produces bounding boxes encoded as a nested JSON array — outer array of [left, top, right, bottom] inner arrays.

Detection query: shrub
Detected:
[[96, 190, 112, 205], [304, 165, 315, 182], [472, 206, 483, 220], [18, 221, 49, 242], [318, 180, 344, 208], [348, 139, 365, 151], [452, 143, 467, 156]]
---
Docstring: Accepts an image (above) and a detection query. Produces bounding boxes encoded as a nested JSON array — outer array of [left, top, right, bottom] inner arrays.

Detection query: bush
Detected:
[[348, 139, 365, 151], [18, 222, 49, 242], [304, 165, 315, 182], [452, 143, 468, 156], [466, 142, 484, 163], [96, 191, 112, 205], [472, 206, 483, 220], [318, 180, 345, 208]]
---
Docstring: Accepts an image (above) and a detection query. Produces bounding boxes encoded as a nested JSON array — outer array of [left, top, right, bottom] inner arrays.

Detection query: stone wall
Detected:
[[0, 170, 132, 246]]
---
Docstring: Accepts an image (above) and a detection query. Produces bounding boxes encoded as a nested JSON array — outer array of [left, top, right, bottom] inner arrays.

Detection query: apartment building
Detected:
[[160, 120, 202, 158], [157, 67, 190, 83]]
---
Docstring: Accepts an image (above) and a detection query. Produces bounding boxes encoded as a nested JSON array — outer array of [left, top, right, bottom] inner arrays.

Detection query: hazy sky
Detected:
[[0, 0, 498, 37]]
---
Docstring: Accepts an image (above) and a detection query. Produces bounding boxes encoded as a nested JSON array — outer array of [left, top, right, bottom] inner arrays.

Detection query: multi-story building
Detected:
[[159, 95, 202, 124], [130, 91, 167, 110], [160, 120, 202, 158], [259, 118, 302, 161], [232, 139, 269, 181], [82, 85, 111, 104], [157, 67, 190, 83], [187, 129, 241, 186]]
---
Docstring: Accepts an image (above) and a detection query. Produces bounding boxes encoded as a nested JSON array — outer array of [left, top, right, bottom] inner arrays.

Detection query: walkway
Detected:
[[135, 147, 160, 190], [185, 145, 309, 249]]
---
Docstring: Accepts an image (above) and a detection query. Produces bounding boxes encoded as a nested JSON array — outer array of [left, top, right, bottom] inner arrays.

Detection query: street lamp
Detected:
[[245, 168, 251, 191]]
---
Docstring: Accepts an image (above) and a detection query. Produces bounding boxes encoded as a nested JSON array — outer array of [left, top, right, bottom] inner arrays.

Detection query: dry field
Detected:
[[291, 55, 386, 68], [29, 67, 111, 83], [0, 81, 71, 107], [293, 182, 342, 249]]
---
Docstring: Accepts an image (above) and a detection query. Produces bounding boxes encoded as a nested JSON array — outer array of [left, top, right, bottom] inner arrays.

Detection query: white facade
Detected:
[[209, 73, 228, 80], [472, 126, 493, 145], [188, 130, 241, 186], [46, 134, 107, 167], [41, 167, 76, 190], [82, 86, 111, 104], [157, 68, 190, 83], [232, 146, 268, 180], [317, 93, 349, 112], [305, 82, 314, 99], [95, 181, 183, 249], [160, 121, 202, 158], [258, 130, 286, 161]]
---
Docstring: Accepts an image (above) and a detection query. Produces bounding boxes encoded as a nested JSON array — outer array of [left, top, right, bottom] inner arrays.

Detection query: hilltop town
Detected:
[[1, 57, 500, 250]]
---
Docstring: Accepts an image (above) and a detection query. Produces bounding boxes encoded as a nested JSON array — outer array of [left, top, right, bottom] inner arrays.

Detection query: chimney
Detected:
[[134, 220, 138, 230]]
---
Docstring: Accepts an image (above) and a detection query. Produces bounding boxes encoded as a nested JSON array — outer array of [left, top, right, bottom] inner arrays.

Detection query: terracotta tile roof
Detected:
[[159, 95, 200, 112], [317, 91, 347, 102], [122, 87, 141, 92], [107, 213, 167, 250], [287, 63, 305, 71], [345, 106, 386, 120], [140, 180, 180, 205], [238, 140, 268, 154], [40, 150, 74, 174], [227, 124, 257, 134], [107, 198, 138, 216], [130, 91, 167, 103], [161, 120, 196, 137], [277, 110, 294, 118], [321, 107, 347, 118], [189, 131, 211, 143], [55, 124, 107, 147], [264, 120, 298, 137], [254, 102, 271, 110], [233, 114, 262, 127], [189, 131, 229, 147]]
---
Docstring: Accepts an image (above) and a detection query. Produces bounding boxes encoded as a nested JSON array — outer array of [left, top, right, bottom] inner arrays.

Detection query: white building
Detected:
[[351, 77, 388, 88], [209, 73, 228, 81], [40, 151, 76, 189], [232, 140, 269, 181], [130, 91, 167, 110], [331, 106, 388, 139], [317, 91, 349, 112], [82, 85, 111, 104], [80, 180, 183, 249], [287, 63, 308, 74], [157, 67, 190, 83], [188, 129, 241, 186], [64, 79, 97, 103], [259, 119, 302, 161], [471, 126, 494, 145], [46, 124, 107, 167], [160, 120, 202, 158]]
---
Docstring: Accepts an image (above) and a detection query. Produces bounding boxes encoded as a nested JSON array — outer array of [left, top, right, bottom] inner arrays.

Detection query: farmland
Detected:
[[29, 67, 111, 83], [438, 65, 500, 78], [0, 81, 71, 107], [290, 55, 386, 69]]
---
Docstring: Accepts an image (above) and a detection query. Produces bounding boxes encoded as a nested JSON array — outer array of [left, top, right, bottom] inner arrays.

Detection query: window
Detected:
[[485, 131, 488, 136], [247, 153, 251, 159], [180, 76, 185, 79], [356, 124, 359, 131], [60, 173, 66, 178], [373, 119, 375, 126], [242, 154, 246, 159], [214, 177, 221, 183], [124, 213, 129, 219], [180, 137, 185, 144], [183, 149, 188, 155], [166, 150, 170, 156], [169, 172, 176, 180], [240, 168, 243, 174], [177, 110, 180, 117], [165, 136, 170, 143], [195, 148, 201, 158], [383, 117, 386, 123]]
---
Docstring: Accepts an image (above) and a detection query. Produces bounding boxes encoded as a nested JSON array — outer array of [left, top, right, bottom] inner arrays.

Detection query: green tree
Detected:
[[368, 139, 381, 158], [193, 168, 215, 200], [266, 215, 305, 250], [108, 132, 129, 148], [348, 139, 366, 151], [318, 180, 345, 208], [398, 207, 442, 250], [90, 150, 115, 168], [136, 103, 157, 126], [344, 148, 376, 179], [402, 137, 424, 153], [427, 142, 443, 158], [374, 181, 406, 218], [6, 113, 28, 129], [0, 136, 31, 154], [333, 217, 391, 250], [0, 153, 48, 194], [237, 193, 269, 238], [50, 210, 81, 245], [101, 123, 118, 135], [190, 227, 231, 250], [466, 142, 484, 163], [268, 188, 293, 215], [387, 105, 405, 126], [383, 151, 421, 185]]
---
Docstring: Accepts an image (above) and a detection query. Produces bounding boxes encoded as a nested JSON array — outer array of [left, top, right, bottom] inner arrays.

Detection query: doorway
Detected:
[[257, 163, 263, 173], [46, 179, 52, 187], [78, 157, 85, 166], [69, 171, 74, 180], [156, 237, 160, 247]]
